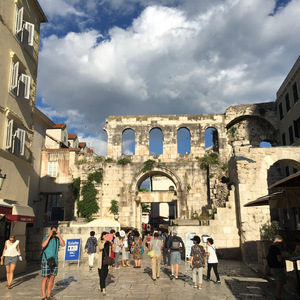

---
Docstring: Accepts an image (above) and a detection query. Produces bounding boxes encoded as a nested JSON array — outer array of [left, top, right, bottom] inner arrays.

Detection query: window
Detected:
[[14, 6, 35, 46], [294, 117, 300, 138], [5, 119, 26, 156], [289, 125, 294, 144], [293, 82, 299, 103], [282, 133, 286, 146], [47, 161, 58, 177], [285, 93, 290, 112], [278, 103, 283, 120], [177, 128, 190, 154], [122, 129, 135, 154], [45, 194, 64, 221], [10, 60, 31, 99], [149, 128, 163, 155]]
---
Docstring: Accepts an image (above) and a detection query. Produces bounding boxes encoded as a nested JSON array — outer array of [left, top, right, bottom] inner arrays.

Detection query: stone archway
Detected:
[[130, 167, 183, 229]]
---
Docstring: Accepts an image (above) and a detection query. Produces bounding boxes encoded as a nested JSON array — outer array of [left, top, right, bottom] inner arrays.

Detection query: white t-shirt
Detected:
[[207, 245, 218, 263]]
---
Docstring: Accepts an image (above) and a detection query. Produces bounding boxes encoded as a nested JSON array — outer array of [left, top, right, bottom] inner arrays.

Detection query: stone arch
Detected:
[[177, 127, 191, 154], [132, 167, 182, 193], [149, 127, 163, 155], [226, 115, 279, 147], [122, 128, 135, 155]]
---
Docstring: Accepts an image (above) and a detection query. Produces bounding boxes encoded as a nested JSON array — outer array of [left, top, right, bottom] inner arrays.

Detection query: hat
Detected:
[[120, 230, 125, 237], [191, 235, 200, 244], [173, 229, 178, 234]]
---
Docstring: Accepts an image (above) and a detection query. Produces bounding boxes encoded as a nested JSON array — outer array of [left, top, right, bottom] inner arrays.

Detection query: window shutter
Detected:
[[15, 7, 24, 34], [24, 22, 34, 46], [11, 61, 19, 90], [19, 74, 31, 99], [15, 128, 26, 155], [6, 119, 13, 149]]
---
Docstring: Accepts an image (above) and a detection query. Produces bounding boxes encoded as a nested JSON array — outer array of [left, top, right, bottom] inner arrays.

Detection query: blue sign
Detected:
[[64, 239, 81, 261]]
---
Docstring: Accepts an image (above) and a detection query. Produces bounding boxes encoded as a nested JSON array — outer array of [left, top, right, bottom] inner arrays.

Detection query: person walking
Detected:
[[97, 231, 110, 296], [161, 231, 169, 266], [149, 232, 163, 281], [120, 230, 130, 267], [167, 229, 184, 279], [205, 238, 221, 284], [84, 231, 97, 270], [113, 232, 122, 269], [41, 226, 65, 300], [1, 234, 22, 289], [190, 235, 206, 289], [266, 235, 286, 300], [131, 231, 143, 268]]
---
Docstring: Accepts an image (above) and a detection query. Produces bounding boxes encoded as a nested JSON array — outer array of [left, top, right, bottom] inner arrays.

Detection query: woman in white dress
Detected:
[[1, 234, 21, 289], [120, 230, 130, 267]]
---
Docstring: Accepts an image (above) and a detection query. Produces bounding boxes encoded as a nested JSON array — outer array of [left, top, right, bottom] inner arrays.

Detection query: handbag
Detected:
[[103, 246, 115, 266], [147, 250, 154, 258]]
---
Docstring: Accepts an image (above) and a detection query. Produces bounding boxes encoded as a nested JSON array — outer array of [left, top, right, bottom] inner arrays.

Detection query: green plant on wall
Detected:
[[187, 184, 191, 191], [142, 159, 156, 173], [228, 126, 237, 138], [198, 153, 219, 203], [77, 181, 99, 219], [117, 157, 132, 165], [88, 169, 103, 184], [109, 200, 119, 215], [260, 220, 280, 240]]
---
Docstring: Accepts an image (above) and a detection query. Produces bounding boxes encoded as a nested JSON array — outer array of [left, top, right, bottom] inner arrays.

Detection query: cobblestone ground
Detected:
[[0, 255, 296, 300]]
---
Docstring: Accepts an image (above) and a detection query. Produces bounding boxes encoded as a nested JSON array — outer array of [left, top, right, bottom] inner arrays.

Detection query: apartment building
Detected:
[[276, 55, 300, 176], [0, 0, 47, 276]]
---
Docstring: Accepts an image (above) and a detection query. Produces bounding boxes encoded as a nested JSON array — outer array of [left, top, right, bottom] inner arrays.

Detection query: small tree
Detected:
[[260, 220, 280, 240], [78, 181, 99, 219]]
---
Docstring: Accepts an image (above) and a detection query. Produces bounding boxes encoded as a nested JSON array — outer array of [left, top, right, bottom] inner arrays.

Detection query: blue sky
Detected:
[[36, 0, 298, 155]]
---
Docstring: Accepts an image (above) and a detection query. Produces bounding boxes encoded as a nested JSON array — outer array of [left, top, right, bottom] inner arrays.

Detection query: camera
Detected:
[[52, 231, 57, 236]]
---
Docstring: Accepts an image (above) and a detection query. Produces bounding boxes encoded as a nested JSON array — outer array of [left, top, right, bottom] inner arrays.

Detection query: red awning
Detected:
[[6, 214, 35, 222], [5, 203, 35, 223]]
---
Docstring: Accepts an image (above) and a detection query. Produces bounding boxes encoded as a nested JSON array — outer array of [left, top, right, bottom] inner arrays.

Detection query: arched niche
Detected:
[[205, 127, 219, 152], [177, 127, 191, 154], [122, 128, 135, 155], [260, 141, 272, 148], [149, 128, 163, 155]]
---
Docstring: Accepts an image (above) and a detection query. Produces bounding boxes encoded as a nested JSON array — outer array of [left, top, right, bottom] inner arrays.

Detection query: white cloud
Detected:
[[37, 0, 300, 155]]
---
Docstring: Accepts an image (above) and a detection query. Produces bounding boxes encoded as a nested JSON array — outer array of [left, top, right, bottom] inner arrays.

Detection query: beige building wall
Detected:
[[0, 0, 47, 279]]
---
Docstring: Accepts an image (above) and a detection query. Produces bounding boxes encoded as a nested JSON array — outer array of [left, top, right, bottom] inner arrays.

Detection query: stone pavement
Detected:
[[0, 255, 296, 300]]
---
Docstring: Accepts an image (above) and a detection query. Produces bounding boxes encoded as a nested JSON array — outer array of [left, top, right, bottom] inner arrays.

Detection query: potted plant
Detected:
[[109, 200, 119, 220]]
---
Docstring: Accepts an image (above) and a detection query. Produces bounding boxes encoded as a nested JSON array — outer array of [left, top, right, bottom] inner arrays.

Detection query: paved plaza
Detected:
[[0, 255, 296, 300]]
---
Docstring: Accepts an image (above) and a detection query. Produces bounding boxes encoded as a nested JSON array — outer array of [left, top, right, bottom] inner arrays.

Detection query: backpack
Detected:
[[171, 236, 181, 250]]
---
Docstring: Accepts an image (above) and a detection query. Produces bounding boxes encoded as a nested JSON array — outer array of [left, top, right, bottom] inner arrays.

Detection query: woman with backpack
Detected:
[[205, 238, 221, 284], [190, 235, 206, 289]]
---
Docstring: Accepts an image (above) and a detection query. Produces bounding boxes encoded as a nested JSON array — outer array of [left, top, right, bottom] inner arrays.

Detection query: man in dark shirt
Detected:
[[267, 235, 286, 300]]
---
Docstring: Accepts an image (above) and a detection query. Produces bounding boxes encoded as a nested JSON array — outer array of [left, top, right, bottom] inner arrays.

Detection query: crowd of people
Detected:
[[0, 226, 287, 300]]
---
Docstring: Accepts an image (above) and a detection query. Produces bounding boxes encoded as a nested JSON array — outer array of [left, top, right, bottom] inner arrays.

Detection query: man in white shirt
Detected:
[[205, 238, 221, 284]]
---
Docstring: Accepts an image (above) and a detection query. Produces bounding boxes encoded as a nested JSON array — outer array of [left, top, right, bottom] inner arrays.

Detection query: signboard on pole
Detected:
[[185, 233, 196, 259], [64, 238, 81, 267]]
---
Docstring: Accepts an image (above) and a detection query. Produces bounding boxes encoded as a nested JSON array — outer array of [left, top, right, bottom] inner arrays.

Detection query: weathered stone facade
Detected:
[[68, 100, 300, 260]]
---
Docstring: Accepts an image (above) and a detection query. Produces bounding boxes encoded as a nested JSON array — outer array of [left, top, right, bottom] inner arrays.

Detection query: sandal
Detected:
[[48, 297, 57, 300], [42, 298, 47, 300]]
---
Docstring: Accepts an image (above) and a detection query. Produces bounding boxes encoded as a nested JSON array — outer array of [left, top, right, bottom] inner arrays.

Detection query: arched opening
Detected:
[[122, 128, 135, 155], [177, 127, 191, 154], [205, 127, 219, 152], [137, 171, 177, 230], [260, 141, 272, 148], [149, 128, 163, 155]]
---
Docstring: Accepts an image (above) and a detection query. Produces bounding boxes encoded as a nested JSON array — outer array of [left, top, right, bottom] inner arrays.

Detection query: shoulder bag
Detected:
[[103, 245, 115, 266]]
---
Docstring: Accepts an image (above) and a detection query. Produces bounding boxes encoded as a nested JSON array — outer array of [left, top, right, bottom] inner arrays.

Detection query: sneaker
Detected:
[[170, 274, 174, 280], [175, 276, 178, 279], [193, 285, 197, 288], [102, 290, 107, 296], [204, 278, 210, 282], [198, 285, 202, 290], [214, 281, 221, 284]]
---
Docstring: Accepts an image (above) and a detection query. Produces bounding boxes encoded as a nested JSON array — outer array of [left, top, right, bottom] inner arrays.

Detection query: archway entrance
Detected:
[[133, 169, 180, 231]]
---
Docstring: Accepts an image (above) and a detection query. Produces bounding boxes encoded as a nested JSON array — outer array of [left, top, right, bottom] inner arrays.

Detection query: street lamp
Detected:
[[0, 169, 6, 190]]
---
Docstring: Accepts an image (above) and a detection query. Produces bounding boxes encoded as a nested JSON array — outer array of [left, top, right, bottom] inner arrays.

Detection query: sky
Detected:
[[36, 0, 299, 155]]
